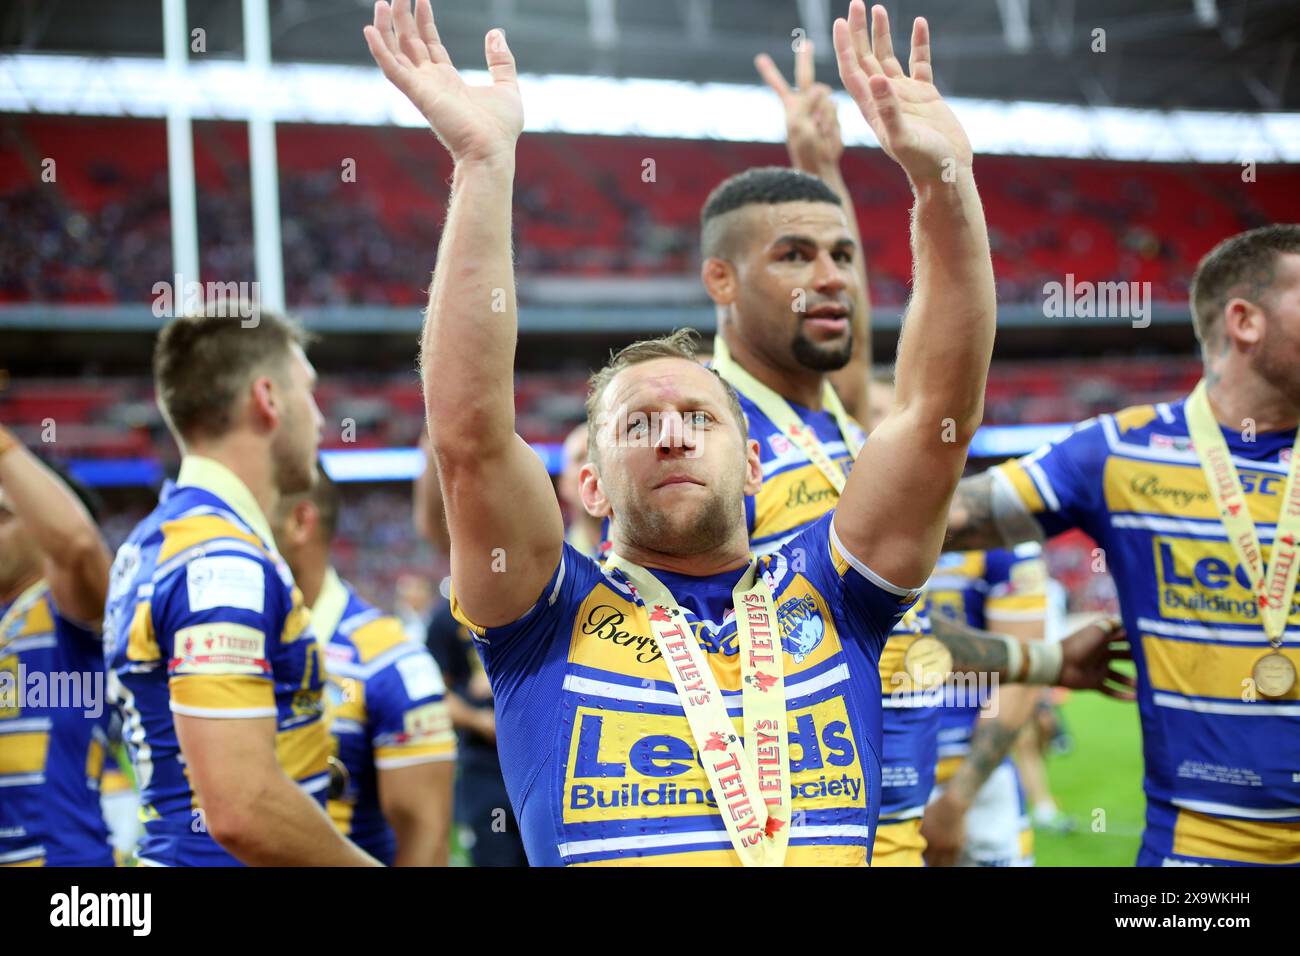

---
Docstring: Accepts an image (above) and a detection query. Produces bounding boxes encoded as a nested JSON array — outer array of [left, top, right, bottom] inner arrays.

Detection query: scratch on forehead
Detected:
[[606, 366, 691, 414]]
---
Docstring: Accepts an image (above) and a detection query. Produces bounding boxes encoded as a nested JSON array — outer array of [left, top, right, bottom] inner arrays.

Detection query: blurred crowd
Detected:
[[3, 117, 1297, 307]]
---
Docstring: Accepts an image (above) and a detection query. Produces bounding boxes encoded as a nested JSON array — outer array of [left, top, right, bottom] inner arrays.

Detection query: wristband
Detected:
[[998, 634, 1024, 683], [1025, 641, 1064, 685]]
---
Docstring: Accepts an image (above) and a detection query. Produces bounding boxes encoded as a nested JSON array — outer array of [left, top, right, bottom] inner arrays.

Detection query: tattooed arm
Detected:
[[920, 712, 1024, 866], [931, 613, 1136, 695], [945, 471, 1050, 553], [921, 613, 1134, 865], [930, 612, 1015, 678]]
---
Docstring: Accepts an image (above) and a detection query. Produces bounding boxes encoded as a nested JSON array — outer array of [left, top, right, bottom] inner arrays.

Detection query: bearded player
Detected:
[[364, 0, 1125, 866], [708, 11, 1128, 865], [945, 224, 1300, 867]]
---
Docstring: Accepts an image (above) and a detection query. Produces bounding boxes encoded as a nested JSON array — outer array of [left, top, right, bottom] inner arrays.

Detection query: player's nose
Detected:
[[652, 410, 691, 454], [812, 250, 847, 293]]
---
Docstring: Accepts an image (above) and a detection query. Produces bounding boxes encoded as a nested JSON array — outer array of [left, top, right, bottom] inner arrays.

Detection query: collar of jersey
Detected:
[[175, 455, 277, 551], [310, 565, 350, 649], [1171, 399, 1298, 454], [622, 560, 752, 631]]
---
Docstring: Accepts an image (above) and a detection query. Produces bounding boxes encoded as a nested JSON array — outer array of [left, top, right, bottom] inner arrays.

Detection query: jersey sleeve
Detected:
[[450, 542, 602, 701], [990, 417, 1109, 541], [367, 641, 457, 769], [780, 512, 922, 657], [153, 544, 285, 719], [983, 545, 1049, 625]]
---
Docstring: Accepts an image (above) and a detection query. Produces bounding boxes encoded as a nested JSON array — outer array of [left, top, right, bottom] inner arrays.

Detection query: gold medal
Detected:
[[326, 753, 351, 800], [1253, 651, 1297, 699], [903, 636, 953, 690]]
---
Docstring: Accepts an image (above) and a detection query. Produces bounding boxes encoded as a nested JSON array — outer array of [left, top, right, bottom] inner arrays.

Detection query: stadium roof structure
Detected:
[[4, 0, 1298, 113]]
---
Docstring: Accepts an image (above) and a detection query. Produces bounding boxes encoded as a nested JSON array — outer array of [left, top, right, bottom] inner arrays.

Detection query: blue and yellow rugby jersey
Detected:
[[872, 598, 940, 866], [102, 457, 328, 866], [452, 512, 920, 866], [926, 546, 1047, 783], [733, 390, 866, 556], [0, 581, 114, 866], [309, 567, 456, 865], [992, 400, 1300, 866]]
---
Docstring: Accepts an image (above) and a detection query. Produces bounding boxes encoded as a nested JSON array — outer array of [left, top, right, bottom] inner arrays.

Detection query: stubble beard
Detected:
[[271, 413, 317, 497], [618, 481, 745, 558], [791, 326, 854, 373], [1253, 320, 1300, 410]]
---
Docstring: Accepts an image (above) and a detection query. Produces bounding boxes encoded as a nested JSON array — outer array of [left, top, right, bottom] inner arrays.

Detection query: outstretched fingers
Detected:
[[870, 5, 905, 78], [364, 4, 411, 83], [846, 0, 882, 77], [484, 28, 518, 88], [415, 0, 454, 66], [754, 53, 793, 102], [833, 17, 871, 105], [389, 0, 430, 67], [909, 16, 933, 84], [795, 37, 815, 90]]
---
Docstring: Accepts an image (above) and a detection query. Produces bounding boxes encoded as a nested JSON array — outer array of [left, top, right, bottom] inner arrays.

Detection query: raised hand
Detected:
[[755, 40, 843, 175], [363, 0, 522, 166], [832, 1, 972, 183]]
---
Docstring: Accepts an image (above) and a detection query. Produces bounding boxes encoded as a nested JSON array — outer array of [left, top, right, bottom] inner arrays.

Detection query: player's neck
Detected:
[[611, 534, 752, 578], [0, 569, 42, 606], [723, 332, 825, 410], [569, 513, 603, 550], [1204, 361, 1300, 434], [292, 554, 329, 608], [183, 436, 280, 527]]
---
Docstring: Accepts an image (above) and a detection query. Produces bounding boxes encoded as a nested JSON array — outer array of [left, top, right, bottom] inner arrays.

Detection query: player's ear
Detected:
[[742, 437, 762, 496], [276, 498, 315, 552], [300, 500, 325, 547], [1223, 296, 1265, 347], [249, 374, 280, 431], [579, 460, 612, 519], [701, 256, 739, 306]]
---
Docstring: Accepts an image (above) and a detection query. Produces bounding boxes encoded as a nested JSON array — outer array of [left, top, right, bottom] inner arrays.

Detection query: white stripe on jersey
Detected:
[[1153, 692, 1300, 717]]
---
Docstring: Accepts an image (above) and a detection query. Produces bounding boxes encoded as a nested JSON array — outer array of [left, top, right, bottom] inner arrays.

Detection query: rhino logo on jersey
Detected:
[[778, 594, 824, 664]]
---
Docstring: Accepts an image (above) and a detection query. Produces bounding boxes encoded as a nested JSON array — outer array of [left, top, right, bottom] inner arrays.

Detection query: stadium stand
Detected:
[[3, 115, 1299, 306]]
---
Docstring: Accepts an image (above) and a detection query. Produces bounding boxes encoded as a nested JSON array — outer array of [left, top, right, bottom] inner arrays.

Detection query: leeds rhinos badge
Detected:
[[778, 593, 825, 664]]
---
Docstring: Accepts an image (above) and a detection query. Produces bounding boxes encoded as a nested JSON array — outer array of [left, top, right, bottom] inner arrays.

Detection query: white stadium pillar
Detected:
[[242, 0, 286, 314], [162, 0, 200, 298]]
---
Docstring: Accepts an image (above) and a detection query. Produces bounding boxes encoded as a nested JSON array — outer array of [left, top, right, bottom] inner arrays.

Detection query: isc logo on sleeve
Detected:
[[186, 555, 265, 614], [396, 653, 444, 700]]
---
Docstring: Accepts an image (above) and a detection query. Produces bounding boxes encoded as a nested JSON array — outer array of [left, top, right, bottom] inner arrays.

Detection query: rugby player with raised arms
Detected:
[[364, 0, 1106, 865], [945, 224, 1300, 867], [706, 8, 1131, 865], [0, 427, 115, 867]]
